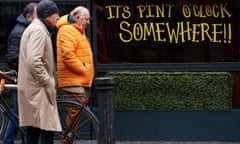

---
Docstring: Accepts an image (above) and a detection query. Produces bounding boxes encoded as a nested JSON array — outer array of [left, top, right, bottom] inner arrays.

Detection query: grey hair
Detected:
[[70, 6, 89, 18]]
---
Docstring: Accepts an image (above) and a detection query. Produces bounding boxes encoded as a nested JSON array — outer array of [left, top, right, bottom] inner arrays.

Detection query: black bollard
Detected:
[[95, 77, 115, 144]]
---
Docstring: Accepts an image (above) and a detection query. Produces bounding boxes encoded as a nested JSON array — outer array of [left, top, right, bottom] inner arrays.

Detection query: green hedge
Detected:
[[107, 71, 233, 111]]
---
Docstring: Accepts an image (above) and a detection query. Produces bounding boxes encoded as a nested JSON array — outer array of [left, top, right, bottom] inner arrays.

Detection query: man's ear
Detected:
[[25, 13, 31, 19], [76, 15, 81, 20]]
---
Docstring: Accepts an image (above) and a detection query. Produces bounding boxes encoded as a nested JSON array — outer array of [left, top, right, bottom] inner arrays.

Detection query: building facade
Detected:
[[0, 0, 240, 108]]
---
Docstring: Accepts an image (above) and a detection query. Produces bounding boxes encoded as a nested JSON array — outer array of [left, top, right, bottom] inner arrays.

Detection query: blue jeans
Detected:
[[26, 127, 54, 144], [3, 90, 18, 144]]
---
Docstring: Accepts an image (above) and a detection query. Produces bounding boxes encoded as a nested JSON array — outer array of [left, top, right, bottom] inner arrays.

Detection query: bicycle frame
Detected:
[[0, 70, 100, 144], [0, 84, 25, 143]]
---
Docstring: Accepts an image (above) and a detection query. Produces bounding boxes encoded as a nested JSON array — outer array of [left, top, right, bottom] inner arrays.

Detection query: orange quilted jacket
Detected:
[[56, 15, 94, 87]]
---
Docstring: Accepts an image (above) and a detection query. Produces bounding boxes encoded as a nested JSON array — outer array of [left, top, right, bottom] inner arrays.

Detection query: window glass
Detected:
[[97, 0, 240, 63], [0, 0, 88, 63]]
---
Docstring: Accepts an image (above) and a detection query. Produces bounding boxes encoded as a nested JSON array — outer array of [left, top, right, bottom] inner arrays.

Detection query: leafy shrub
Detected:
[[108, 72, 232, 111]]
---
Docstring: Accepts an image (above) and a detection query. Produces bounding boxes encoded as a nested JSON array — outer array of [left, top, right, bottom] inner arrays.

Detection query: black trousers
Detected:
[[26, 126, 54, 144]]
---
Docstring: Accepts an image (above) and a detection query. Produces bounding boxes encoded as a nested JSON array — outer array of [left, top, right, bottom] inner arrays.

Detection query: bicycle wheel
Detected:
[[0, 104, 8, 139], [55, 100, 100, 144]]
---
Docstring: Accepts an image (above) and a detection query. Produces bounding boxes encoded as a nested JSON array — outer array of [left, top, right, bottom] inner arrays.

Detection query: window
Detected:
[[97, 0, 240, 64], [0, 0, 89, 64]]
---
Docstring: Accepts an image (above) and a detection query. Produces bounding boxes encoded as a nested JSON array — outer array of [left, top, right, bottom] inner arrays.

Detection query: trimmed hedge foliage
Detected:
[[107, 72, 232, 111]]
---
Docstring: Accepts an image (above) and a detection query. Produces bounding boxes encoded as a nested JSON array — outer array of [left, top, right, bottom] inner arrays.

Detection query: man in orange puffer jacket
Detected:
[[56, 6, 94, 144]]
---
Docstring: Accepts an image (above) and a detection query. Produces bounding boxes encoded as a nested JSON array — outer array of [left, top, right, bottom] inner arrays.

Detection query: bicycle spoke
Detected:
[[55, 101, 100, 144]]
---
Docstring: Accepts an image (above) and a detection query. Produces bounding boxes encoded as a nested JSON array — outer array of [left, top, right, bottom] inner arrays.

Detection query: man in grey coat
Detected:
[[18, 0, 62, 143]]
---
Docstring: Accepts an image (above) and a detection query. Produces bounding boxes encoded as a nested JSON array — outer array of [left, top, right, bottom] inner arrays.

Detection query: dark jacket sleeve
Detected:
[[5, 23, 26, 71], [51, 26, 58, 63]]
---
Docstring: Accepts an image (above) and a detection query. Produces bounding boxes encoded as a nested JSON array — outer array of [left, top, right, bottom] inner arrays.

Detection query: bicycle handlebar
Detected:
[[4, 84, 17, 89], [0, 70, 17, 75], [0, 70, 17, 83]]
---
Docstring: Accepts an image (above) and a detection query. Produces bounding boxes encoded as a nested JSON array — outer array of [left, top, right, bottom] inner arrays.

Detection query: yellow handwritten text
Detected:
[[105, 5, 131, 19], [119, 21, 232, 43], [182, 3, 232, 18], [136, 4, 175, 18]]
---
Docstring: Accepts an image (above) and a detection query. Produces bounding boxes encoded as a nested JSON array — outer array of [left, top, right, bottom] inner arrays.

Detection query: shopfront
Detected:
[[1, 0, 240, 141], [0, 0, 240, 106]]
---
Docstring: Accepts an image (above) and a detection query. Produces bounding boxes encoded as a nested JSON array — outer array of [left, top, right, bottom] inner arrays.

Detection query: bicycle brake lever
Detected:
[[10, 70, 17, 77], [10, 70, 17, 83]]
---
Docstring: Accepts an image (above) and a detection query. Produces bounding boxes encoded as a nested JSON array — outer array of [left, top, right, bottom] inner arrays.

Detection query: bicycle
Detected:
[[0, 70, 100, 144]]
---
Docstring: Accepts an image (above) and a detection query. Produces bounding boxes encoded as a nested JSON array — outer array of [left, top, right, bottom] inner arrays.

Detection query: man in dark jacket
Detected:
[[4, 3, 37, 144], [5, 3, 37, 71]]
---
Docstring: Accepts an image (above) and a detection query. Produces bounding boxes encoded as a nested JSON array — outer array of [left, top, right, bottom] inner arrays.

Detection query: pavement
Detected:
[[11, 141, 240, 144], [115, 141, 240, 144]]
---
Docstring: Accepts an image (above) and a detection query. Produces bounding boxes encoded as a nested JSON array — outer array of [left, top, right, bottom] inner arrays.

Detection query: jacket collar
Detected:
[[67, 15, 75, 24], [39, 18, 53, 34], [67, 15, 83, 34], [16, 14, 30, 26], [33, 19, 50, 36]]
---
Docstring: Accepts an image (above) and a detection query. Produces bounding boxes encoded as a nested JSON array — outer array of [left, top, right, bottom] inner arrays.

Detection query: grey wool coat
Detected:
[[18, 19, 62, 132]]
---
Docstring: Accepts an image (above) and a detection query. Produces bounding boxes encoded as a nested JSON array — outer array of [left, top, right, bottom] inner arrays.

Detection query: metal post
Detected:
[[95, 77, 115, 144]]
